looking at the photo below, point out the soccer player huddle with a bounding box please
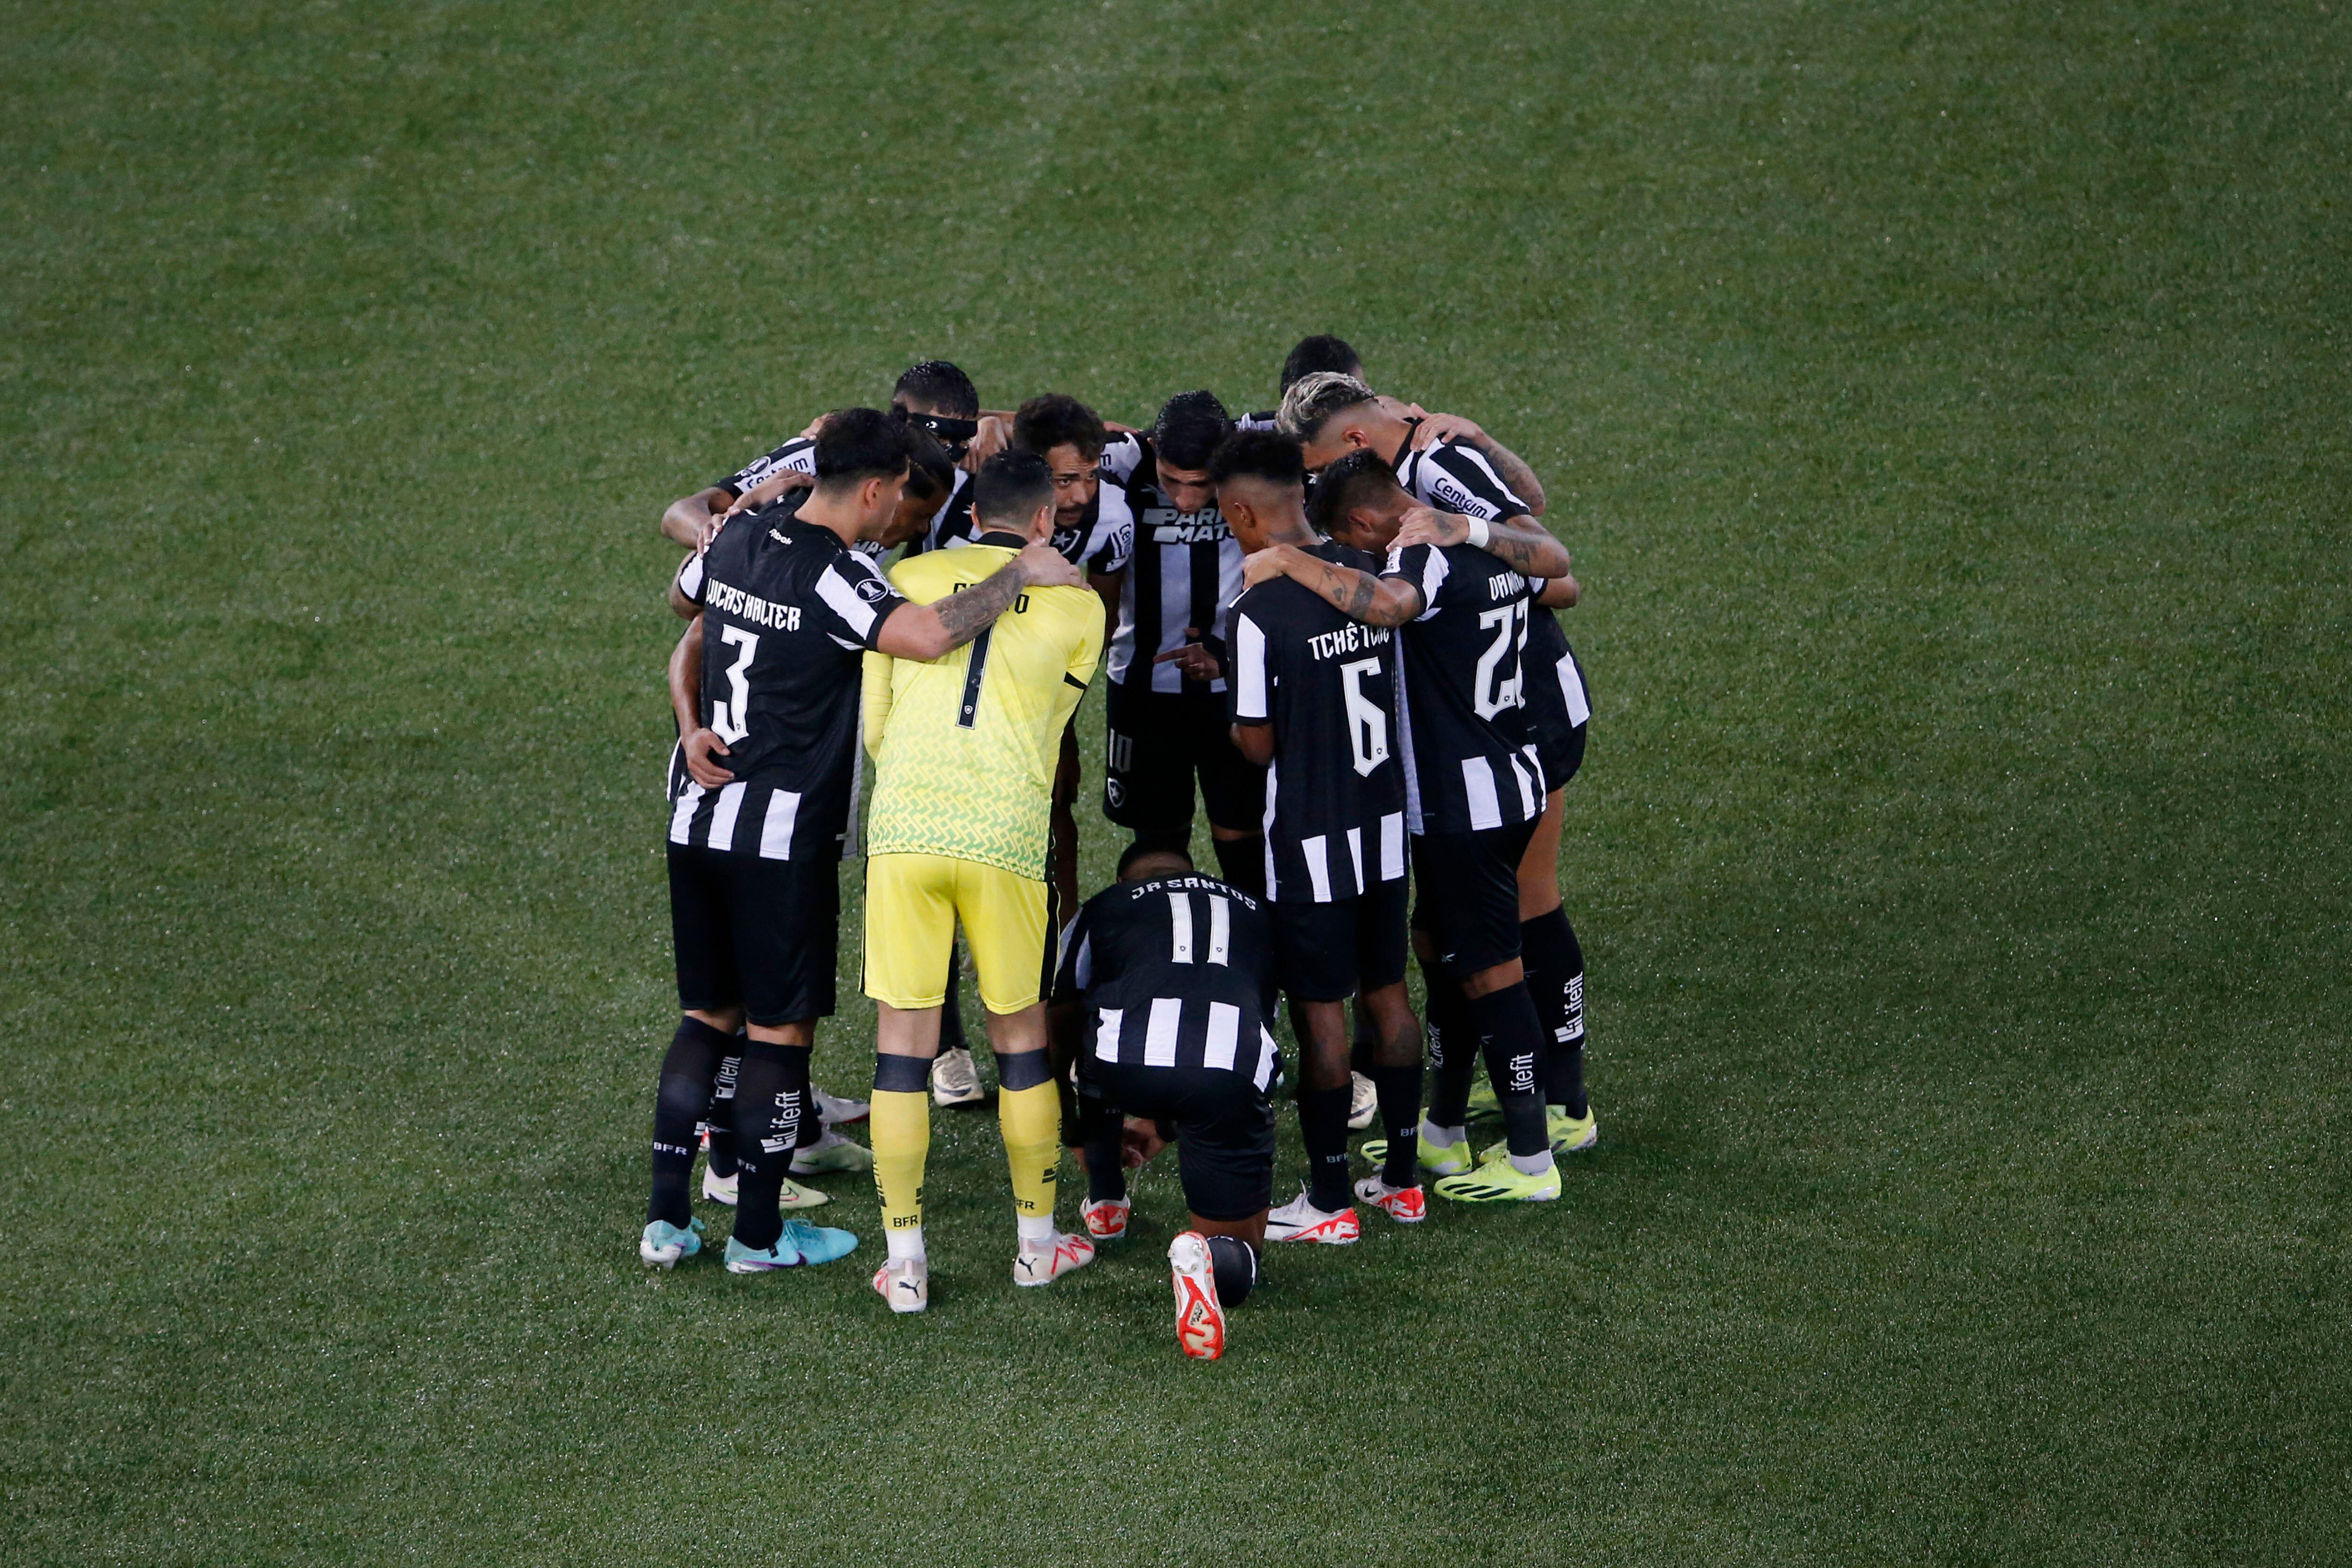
[640,339,1598,1360]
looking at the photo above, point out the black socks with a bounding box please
[731,1038,812,1252]
[1299,1083,1352,1211]
[1370,1062,1423,1188]
[1422,970,1475,1129]
[1521,907,1589,1117]
[1210,834,1266,900]
[1081,1098,1128,1203]
[1466,982,1550,1160]
[648,1017,733,1227]
[1206,1234,1258,1306]
[702,1051,741,1179]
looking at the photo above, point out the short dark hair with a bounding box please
[905,428,956,503]
[1208,429,1305,492]
[1116,840,1194,880]
[1279,334,1362,396]
[812,407,913,488]
[1308,449,1404,534]
[970,449,1055,531]
[1152,390,1235,473]
[1013,393,1106,464]
[892,359,979,419]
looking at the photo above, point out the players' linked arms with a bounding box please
[882,547,1084,661]
[1409,414,1548,515]
[1391,506,1571,578]
[1243,544,1422,627]
[660,486,730,551]
[670,616,736,787]
[1483,441,1547,516]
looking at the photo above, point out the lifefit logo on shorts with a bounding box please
[1106,731,1135,772]
[1564,974,1585,1039]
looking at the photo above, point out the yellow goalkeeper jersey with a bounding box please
[862,542,1104,878]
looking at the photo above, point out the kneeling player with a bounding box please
[1216,430,1424,1236]
[1051,846,1281,1360]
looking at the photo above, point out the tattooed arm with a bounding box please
[1479,441,1548,517]
[1391,506,1571,579]
[1239,545,1425,627]
[874,543,1086,661]
[1408,414,1549,516]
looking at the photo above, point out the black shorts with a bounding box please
[1271,877,1411,1002]
[668,843,840,1027]
[1102,683,1266,836]
[1409,820,1538,979]
[1079,1059,1277,1222]
[1524,645,1590,790]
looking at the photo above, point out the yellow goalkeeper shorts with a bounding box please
[862,853,1053,1014]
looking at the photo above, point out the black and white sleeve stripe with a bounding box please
[1382,542,1450,622]
[812,555,905,649]
[1230,609,1271,723]
[1418,443,1530,521]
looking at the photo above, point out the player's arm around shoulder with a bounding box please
[873,545,1081,662]
[1244,543,1424,627]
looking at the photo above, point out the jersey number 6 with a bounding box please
[1340,657,1391,777]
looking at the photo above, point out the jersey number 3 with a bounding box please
[711,626,759,743]
[1340,657,1391,777]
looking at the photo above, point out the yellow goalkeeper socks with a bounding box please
[995,1053,1061,1227]
[871,1055,933,1254]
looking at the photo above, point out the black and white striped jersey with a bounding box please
[1398,438,1588,775]
[1228,543,1409,902]
[666,503,910,862]
[713,435,815,501]
[926,464,1133,572]
[1519,595,1590,778]
[1103,435,1248,695]
[897,468,970,557]
[1379,542,1546,836]
[1393,436,1533,526]
[1054,873,1280,1088]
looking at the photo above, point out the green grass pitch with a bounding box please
[4,0,2347,1561]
